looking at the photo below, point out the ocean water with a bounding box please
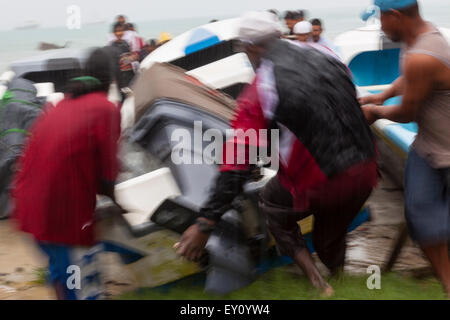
[0,5,449,74]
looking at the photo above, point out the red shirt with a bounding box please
[12,92,121,246]
[220,76,378,211]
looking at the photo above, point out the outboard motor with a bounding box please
[130,98,269,294]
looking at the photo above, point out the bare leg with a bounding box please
[53,281,67,300]
[422,242,450,298]
[293,248,334,297]
[260,177,335,296]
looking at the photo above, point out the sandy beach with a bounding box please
[0,220,53,300]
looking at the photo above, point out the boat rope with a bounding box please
[0,90,37,145]
[9,88,36,94]
[0,128,29,139]
[0,90,42,109]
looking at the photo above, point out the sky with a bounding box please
[0,0,448,30]
[0,0,375,30]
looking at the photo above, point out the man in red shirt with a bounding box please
[12,48,121,300]
[175,12,378,297]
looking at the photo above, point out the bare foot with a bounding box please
[320,285,335,298]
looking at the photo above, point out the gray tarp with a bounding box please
[0,78,44,219]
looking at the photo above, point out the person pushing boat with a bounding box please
[175,11,378,297]
[360,0,450,297]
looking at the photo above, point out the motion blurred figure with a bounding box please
[116,14,127,26]
[175,11,378,297]
[110,22,127,45]
[12,48,122,300]
[107,22,137,97]
[284,10,305,36]
[360,0,450,297]
[309,18,340,55]
[126,23,145,53]
[107,17,133,50]
[138,39,158,62]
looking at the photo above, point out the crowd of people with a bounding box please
[105,11,341,98]
[9,0,450,300]
[278,10,338,53]
[105,15,172,99]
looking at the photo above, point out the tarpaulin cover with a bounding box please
[132,62,237,123]
[0,78,44,219]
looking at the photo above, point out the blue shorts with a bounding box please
[404,149,450,246]
[37,242,104,300]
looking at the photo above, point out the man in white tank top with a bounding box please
[360,0,450,298]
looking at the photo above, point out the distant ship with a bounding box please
[15,20,40,30]
[85,19,106,26]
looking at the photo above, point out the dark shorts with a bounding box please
[404,149,450,246]
[259,160,377,270]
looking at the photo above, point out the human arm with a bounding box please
[175,80,269,261]
[361,54,436,125]
[97,104,121,201]
[358,76,404,106]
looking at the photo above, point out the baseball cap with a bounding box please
[293,21,313,35]
[158,32,172,45]
[361,0,418,21]
[238,11,284,45]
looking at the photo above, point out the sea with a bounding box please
[0,4,449,74]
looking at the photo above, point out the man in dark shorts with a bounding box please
[175,11,378,296]
[360,0,450,297]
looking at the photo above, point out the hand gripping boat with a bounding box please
[335,20,450,186]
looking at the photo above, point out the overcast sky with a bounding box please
[0,0,448,30]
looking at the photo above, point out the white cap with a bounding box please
[293,21,312,35]
[238,11,283,45]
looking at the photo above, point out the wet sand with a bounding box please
[345,170,430,275]
[0,169,431,300]
[289,169,430,277]
[0,221,54,300]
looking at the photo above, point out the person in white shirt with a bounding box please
[292,20,342,62]
[107,25,133,48]
[309,18,341,57]
[125,23,144,52]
